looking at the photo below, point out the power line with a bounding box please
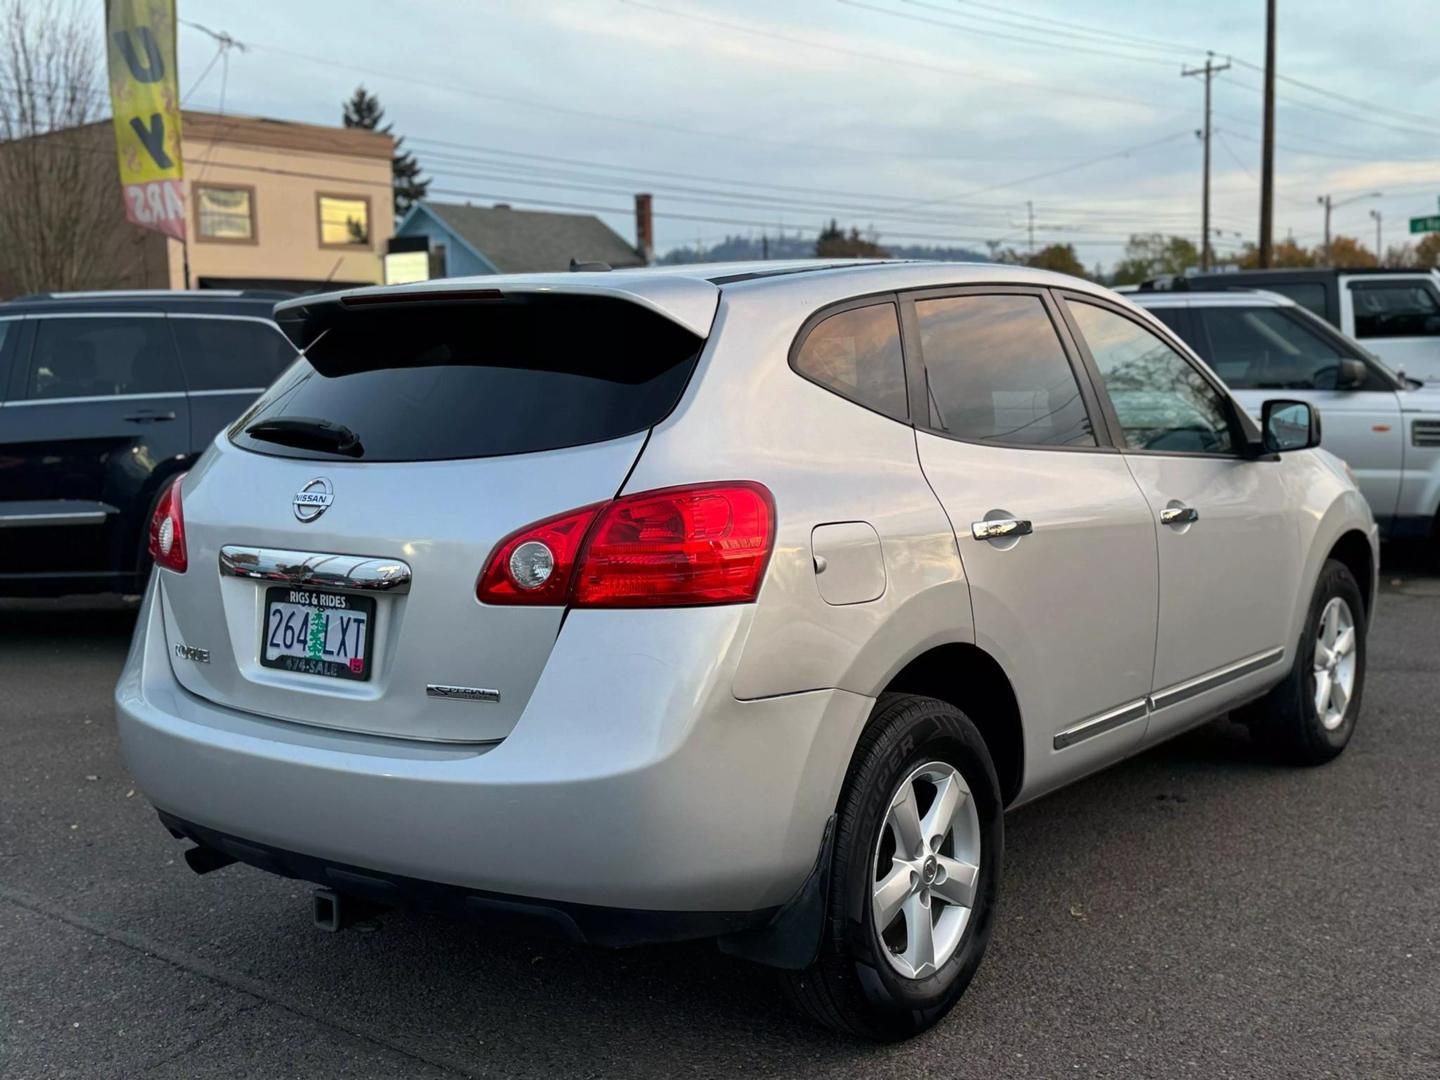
[839,0,1179,68]
[890,131,1196,212]
[614,0,1185,113]
[186,16,1177,164]
[947,0,1200,57]
[29,132,1200,248]
[943,0,1440,136]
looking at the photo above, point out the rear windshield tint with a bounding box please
[230,296,704,462]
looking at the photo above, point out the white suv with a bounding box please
[1181,268,1440,381]
[116,262,1378,1040]
[1133,288,1440,543]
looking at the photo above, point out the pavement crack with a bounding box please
[0,882,477,1079]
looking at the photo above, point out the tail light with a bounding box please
[148,474,188,573]
[476,504,603,606]
[478,482,774,608]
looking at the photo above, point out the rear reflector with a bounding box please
[477,482,774,608]
[148,474,188,573]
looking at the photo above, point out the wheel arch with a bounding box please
[881,643,1025,807]
[1326,528,1375,619]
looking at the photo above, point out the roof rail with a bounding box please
[1136,275,1191,292]
[11,288,292,301]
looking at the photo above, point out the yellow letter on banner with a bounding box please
[105,0,186,239]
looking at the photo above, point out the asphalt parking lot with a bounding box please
[2,554,1438,1079]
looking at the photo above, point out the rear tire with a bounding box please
[781,693,1003,1041]
[1239,559,1366,765]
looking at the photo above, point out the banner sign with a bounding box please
[105,0,186,240]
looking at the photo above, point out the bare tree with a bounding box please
[0,0,143,296]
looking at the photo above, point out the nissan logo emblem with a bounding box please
[293,477,334,523]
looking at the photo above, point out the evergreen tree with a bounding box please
[814,219,888,258]
[342,85,431,218]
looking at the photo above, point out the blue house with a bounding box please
[393,201,645,276]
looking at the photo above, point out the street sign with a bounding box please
[1410,215,1440,234]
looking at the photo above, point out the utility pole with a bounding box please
[1183,52,1231,272]
[1370,208,1383,260]
[1259,0,1276,267]
[1026,200,1034,255]
[1316,191,1382,264]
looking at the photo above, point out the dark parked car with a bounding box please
[0,290,298,597]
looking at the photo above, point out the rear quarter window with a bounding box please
[231,295,704,462]
[791,301,909,421]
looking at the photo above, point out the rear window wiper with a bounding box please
[244,417,364,458]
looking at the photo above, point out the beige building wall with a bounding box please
[163,112,394,289]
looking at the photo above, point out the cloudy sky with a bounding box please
[162,0,1438,269]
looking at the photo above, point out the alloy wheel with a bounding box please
[1313,596,1358,731]
[871,761,982,980]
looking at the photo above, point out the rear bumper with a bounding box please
[116,579,871,920]
[160,812,772,946]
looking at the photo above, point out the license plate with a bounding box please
[260,586,375,681]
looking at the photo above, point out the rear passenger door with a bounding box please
[0,314,190,581]
[168,313,299,450]
[904,287,1160,796]
[1059,294,1299,745]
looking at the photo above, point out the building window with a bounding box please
[318,194,371,247]
[195,184,256,242]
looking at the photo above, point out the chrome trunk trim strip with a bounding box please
[218,546,412,594]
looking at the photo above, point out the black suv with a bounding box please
[0,290,298,597]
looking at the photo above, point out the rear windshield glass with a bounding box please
[230,296,704,462]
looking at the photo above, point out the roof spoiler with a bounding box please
[273,278,719,348]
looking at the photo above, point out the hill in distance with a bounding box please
[658,233,987,264]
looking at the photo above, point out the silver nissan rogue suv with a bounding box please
[116,261,1379,1040]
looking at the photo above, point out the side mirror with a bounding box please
[1336,358,1367,390]
[1262,399,1321,453]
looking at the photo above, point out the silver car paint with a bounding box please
[117,261,1378,915]
[915,434,1161,801]
[163,430,651,743]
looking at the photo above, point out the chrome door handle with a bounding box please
[970,517,1033,541]
[1160,505,1199,526]
[123,410,176,423]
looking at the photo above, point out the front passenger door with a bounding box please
[1061,296,1300,745]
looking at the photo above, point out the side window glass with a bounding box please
[26,317,181,400]
[1266,282,1329,320]
[1196,307,1347,390]
[1351,283,1440,339]
[0,319,14,401]
[1145,306,1191,342]
[1068,300,1234,455]
[171,317,298,391]
[792,302,908,421]
[915,294,1095,447]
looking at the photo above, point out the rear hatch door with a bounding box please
[157,285,713,743]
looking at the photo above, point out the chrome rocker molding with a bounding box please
[218,546,412,594]
[1147,647,1286,712]
[1053,647,1287,750]
[1053,699,1148,751]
